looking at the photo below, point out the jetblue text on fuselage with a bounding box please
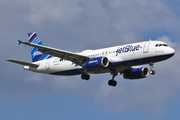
[116,45,140,56]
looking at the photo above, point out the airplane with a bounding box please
[7,32,175,87]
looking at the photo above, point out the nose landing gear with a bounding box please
[149,62,155,75]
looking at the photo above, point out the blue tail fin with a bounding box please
[28,32,52,62]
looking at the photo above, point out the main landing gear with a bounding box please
[149,62,155,75]
[108,72,118,87]
[81,72,118,87]
[81,73,90,80]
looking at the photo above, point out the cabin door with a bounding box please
[45,59,51,70]
[143,41,150,53]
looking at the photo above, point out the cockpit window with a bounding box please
[155,44,168,47]
[163,44,168,46]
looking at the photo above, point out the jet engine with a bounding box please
[123,67,149,79]
[83,57,109,69]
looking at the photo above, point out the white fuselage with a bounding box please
[24,40,175,76]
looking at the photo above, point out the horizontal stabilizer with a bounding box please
[18,40,22,45]
[7,60,39,68]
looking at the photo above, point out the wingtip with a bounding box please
[6,60,14,63]
[18,40,22,45]
[7,59,14,62]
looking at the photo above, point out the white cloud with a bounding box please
[156,36,177,47]
[110,0,179,32]
[26,0,83,25]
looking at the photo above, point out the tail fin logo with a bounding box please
[33,51,43,58]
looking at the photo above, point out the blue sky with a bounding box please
[1,0,180,120]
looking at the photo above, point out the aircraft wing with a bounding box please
[7,59,39,68]
[18,40,89,66]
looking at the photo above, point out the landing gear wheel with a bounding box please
[108,72,118,87]
[149,70,155,75]
[81,73,90,80]
[108,80,117,87]
[85,74,90,80]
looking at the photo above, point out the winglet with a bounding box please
[18,40,22,45]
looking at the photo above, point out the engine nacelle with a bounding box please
[83,57,109,69]
[123,67,149,79]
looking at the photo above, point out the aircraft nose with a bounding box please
[168,47,175,57]
[170,47,175,54]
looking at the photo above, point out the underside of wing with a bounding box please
[18,41,89,66]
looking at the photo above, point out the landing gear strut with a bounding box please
[108,72,118,87]
[149,62,155,75]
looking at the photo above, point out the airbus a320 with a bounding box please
[7,32,175,87]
